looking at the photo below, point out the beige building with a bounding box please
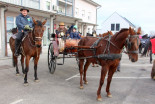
[0,0,100,57]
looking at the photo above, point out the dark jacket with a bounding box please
[70,32,81,39]
[16,13,33,32]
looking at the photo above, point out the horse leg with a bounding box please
[83,60,91,84]
[21,55,25,74]
[24,56,30,85]
[97,66,108,101]
[34,57,40,82]
[106,65,118,98]
[79,59,84,89]
[13,55,19,76]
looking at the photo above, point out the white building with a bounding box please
[0,0,100,57]
[99,12,135,34]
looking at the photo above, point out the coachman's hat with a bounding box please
[59,22,65,26]
[20,7,29,12]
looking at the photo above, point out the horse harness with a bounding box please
[125,34,139,54]
[78,34,139,62]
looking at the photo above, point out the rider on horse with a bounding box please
[15,7,33,56]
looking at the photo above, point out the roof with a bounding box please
[84,0,101,7]
[103,12,136,28]
[122,17,135,28]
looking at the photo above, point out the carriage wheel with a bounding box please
[48,43,56,74]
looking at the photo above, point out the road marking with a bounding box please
[10,99,23,104]
[121,63,152,67]
[78,76,150,79]
[66,74,150,81]
[65,73,79,81]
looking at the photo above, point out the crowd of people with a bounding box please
[139,34,155,63]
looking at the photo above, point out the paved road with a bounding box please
[0,50,154,104]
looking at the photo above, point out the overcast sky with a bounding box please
[94,0,155,34]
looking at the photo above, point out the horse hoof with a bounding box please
[107,94,112,98]
[16,73,20,76]
[34,79,40,83]
[84,81,88,85]
[80,86,84,89]
[24,83,29,86]
[97,98,102,101]
[153,76,155,80]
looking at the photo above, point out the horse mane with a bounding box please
[113,28,129,41]
[36,20,42,27]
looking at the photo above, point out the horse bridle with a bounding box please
[27,29,43,48]
[126,34,139,54]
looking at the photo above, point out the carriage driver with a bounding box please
[14,7,33,56]
[56,22,68,38]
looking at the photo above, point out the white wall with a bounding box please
[74,0,97,24]
[0,8,1,50]
[100,13,130,34]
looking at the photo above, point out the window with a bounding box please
[31,0,39,2]
[116,24,120,31]
[7,17,15,32]
[7,16,15,42]
[111,24,115,31]
[82,10,85,17]
[59,6,65,13]
[46,1,50,10]
[75,8,79,16]
[88,12,91,20]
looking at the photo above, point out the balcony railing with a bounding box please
[0,0,40,10]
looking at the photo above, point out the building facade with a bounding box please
[0,0,100,57]
[99,12,136,34]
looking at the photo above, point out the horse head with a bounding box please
[32,18,47,48]
[11,27,18,34]
[126,27,141,62]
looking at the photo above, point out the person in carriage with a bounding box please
[56,22,68,38]
[14,7,33,56]
[69,25,81,39]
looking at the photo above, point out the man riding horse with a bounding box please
[15,7,33,56]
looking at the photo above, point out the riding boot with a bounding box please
[14,39,21,57]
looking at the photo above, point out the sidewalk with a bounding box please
[0,46,49,60]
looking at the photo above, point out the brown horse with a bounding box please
[98,31,113,37]
[9,27,24,75]
[9,18,47,85]
[78,27,141,101]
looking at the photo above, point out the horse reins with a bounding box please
[125,34,140,54]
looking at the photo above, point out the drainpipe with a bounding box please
[96,5,101,33]
[0,5,7,57]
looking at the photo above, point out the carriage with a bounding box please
[47,34,81,74]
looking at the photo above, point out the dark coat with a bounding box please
[16,13,33,32]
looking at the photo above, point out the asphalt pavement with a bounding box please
[0,48,154,104]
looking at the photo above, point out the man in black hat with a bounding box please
[15,7,33,56]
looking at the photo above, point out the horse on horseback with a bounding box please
[9,18,47,85]
[78,27,141,101]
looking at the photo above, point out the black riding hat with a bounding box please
[20,7,29,12]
